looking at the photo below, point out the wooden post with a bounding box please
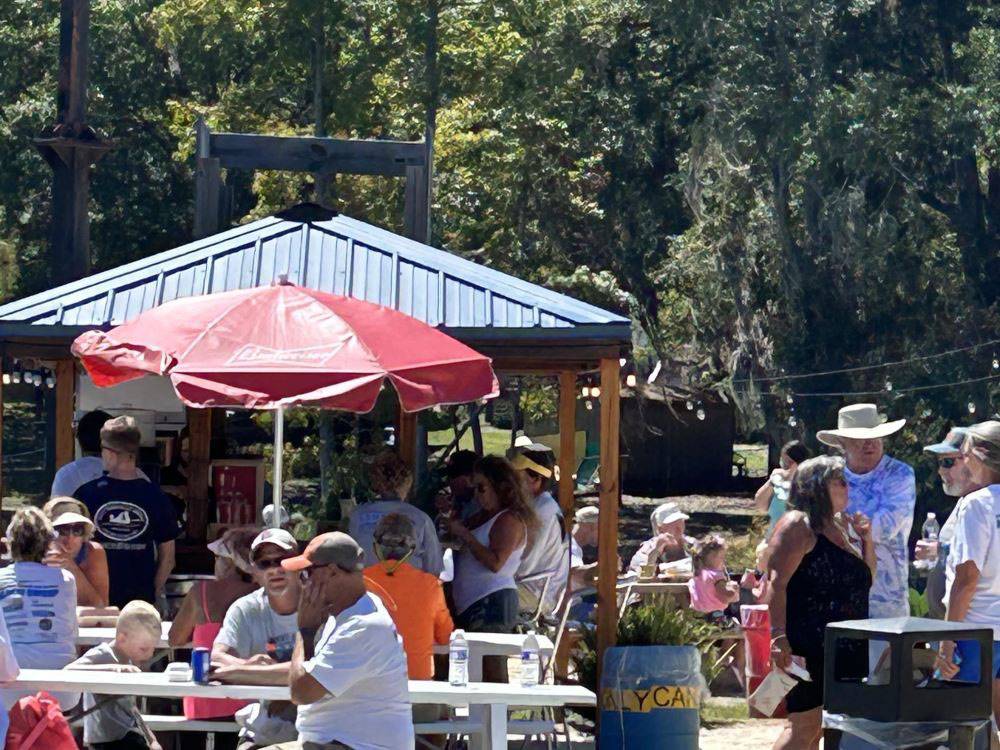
[398,410,418,468]
[194,120,222,240]
[558,371,577,524]
[0,360,4,501]
[54,360,76,469]
[596,357,621,692]
[186,407,212,540]
[403,164,429,243]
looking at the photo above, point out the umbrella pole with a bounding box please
[272,406,284,528]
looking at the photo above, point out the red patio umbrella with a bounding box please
[71,279,499,523]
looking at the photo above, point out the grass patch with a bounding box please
[702,697,749,724]
[734,444,769,478]
[428,421,511,457]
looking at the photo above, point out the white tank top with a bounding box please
[452,510,526,616]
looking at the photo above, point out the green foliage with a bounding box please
[576,604,724,699]
[1,0,999,530]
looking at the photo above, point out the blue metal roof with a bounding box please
[0,208,630,340]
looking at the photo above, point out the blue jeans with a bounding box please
[954,639,1000,683]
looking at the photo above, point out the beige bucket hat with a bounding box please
[817,403,906,447]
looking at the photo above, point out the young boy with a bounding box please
[69,600,163,750]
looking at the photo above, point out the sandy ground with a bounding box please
[699,720,785,749]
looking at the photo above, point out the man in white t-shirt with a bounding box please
[51,410,149,497]
[938,421,1000,724]
[212,529,302,750]
[511,445,568,617]
[280,532,413,750]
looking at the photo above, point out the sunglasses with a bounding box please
[938,457,958,469]
[55,523,89,537]
[299,564,331,581]
[254,556,292,570]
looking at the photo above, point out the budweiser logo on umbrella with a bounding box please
[226,344,345,367]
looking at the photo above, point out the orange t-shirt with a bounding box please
[364,561,454,680]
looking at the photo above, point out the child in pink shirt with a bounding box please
[688,535,740,617]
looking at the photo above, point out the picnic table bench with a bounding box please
[7,668,595,750]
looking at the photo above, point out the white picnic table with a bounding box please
[7,668,594,750]
[77,626,554,682]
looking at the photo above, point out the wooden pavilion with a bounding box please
[0,203,630,666]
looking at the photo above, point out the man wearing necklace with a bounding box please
[817,403,915,619]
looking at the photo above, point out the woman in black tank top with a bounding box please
[767,456,875,750]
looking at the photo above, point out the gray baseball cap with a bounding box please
[923,427,969,455]
[281,531,364,572]
[250,528,297,558]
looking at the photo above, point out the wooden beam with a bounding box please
[398,411,418,468]
[54,360,76,469]
[186,408,212,541]
[595,357,621,693]
[558,370,577,524]
[208,133,426,176]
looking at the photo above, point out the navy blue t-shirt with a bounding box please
[75,476,179,608]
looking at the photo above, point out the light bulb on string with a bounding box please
[625,373,637,388]
[921,408,932,418]
[696,402,706,421]
[619,358,627,367]
[1,373,8,386]
[685,400,694,411]
[591,386,601,399]
[11,371,20,385]
[884,379,893,392]
[585,400,593,411]
[789,415,798,427]
[993,356,999,371]
[581,386,590,398]
[968,401,977,415]
[785,393,794,405]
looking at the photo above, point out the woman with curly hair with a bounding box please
[768,456,875,750]
[448,455,539,633]
[42,496,109,607]
[349,449,443,576]
[0,507,78,671]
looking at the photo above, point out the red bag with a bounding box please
[5,691,77,750]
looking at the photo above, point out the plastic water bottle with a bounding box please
[921,512,940,565]
[520,630,540,688]
[448,629,469,687]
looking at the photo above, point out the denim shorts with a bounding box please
[954,639,1000,682]
[456,588,519,633]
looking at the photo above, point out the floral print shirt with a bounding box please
[845,454,916,618]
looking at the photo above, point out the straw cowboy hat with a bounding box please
[817,403,906,448]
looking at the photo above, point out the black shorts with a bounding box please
[784,653,824,714]
[92,732,150,750]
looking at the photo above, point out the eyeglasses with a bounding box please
[938,457,958,469]
[54,524,88,537]
[254,556,292,570]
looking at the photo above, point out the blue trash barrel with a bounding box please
[599,644,701,750]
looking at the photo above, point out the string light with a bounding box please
[1,373,8,386]
[968,401,977,415]
[786,393,794,405]
[884,379,893,392]
[731,337,1000,384]
[789,415,798,427]
[993,356,999,371]
[625,373,637,388]
[581,386,590,398]
[585,400,593,411]
[591,386,601,399]
[685,400,694,411]
[11,371,20,385]
[696,401,706,421]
